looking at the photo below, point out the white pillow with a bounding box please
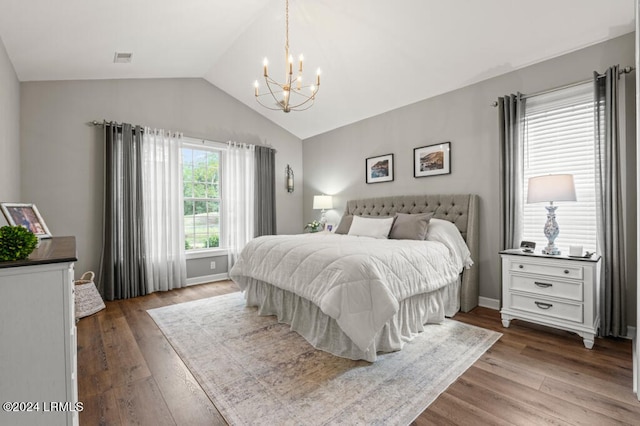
[348,215,395,239]
[426,218,473,269]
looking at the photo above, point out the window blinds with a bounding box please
[521,82,597,253]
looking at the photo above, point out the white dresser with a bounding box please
[500,249,602,349]
[0,237,79,426]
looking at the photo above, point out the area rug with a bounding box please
[147,292,501,425]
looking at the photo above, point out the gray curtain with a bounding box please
[254,145,277,236]
[498,93,525,250]
[594,66,627,337]
[99,122,148,300]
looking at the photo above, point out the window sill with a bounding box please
[185,248,228,260]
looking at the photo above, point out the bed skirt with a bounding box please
[243,278,459,362]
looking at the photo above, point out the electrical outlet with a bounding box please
[210,261,216,270]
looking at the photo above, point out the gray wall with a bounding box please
[20,78,303,278]
[0,35,20,204]
[302,33,637,324]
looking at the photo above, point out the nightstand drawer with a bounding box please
[509,275,583,301]
[508,259,583,280]
[510,293,583,323]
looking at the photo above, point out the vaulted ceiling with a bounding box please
[0,0,634,139]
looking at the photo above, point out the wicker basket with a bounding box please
[75,271,95,285]
[74,271,105,319]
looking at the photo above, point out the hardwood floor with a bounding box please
[77,281,640,425]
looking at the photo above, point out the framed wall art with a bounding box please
[414,142,451,178]
[0,202,52,238]
[365,153,394,184]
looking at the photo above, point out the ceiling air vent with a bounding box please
[113,52,133,63]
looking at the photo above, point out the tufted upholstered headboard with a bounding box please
[343,194,479,312]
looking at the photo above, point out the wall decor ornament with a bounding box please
[285,164,294,193]
[0,202,52,238]
[366,153,394,184]
[413,142,451,178]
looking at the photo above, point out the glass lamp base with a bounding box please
[542,246,561,255]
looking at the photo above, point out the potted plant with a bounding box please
[0,225,39,262]
[304,220,323,233]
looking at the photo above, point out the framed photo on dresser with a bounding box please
[0,202,52,238]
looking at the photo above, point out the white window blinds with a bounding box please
[521,82,597,253]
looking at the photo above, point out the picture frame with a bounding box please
[366,153,394,184]
[0,202,52,238]
[413,142,451,178]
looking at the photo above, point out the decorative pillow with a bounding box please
[426,218,473,269]
[334,215,354,234]
[347,215,395,239]
[389,212,434,240]
[335,214,396,235]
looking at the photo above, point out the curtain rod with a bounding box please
[490,66,635,107]
[89,120,144,129]
[90,120,277,152]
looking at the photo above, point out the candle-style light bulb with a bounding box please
[254,80,259,96]
[263,58,268,76]
[310,84,316,94]
[288,55,293,75]
[316,68,321,86]
[298,54,304,72]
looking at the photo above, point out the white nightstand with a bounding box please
[500,249,602,349]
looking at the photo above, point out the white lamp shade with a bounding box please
[313,195,333,210]
[527,174,577,203]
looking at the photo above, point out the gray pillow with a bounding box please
[335,215,354,234]
[389,212,434,240]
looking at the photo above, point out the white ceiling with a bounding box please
[0,0,635,139]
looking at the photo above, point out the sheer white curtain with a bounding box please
[142,128,187,293]
[224,142,255,268]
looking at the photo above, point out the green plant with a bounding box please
[304,220,322,233]
[0,226,39,262]
[204,234,219,248]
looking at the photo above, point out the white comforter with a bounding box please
[230,233,463,352]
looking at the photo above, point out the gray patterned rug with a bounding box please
[147,292,501,425]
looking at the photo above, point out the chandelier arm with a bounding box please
[284,91,316,108]
[286,96,316,110]
[255,97,289,111]
[264,79,285,106]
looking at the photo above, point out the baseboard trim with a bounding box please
[186,273,229,287]
[478,296,500,311]
[626,326,636,341]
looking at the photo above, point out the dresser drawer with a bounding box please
[508,259,583,280]
[509,275,583,302]
[510,293,583,323]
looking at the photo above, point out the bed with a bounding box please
[230,194,479,361]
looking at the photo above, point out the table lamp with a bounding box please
[313,195,333,225]
[526,174,576,255]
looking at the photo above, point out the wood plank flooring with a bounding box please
[77,281,640,425]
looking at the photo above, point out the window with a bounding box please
[521,82,597,253]
[182,139,223,251]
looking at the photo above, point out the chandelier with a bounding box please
[254,0,320,113]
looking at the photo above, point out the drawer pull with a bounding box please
[534,281,553,288]
[518,265,524,269]
[564,270,570,274]
[535,301,553,310]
